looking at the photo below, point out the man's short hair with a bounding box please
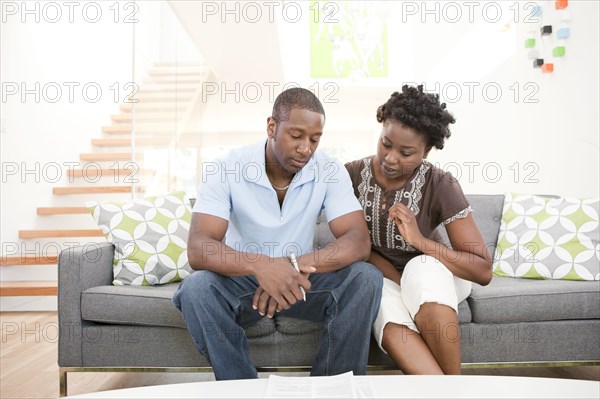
[272,88,325,122]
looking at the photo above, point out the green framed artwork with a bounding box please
[310,1,388,78]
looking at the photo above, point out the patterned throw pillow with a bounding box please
[87,191,193,285]
[492,193,599,281]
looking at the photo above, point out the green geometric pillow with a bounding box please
[492,193,599,281]
[86,191,193,286]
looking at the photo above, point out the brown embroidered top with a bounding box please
[345,156,472,271]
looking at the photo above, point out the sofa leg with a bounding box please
[59,369,67,397]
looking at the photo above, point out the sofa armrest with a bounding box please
[58,242,114,366]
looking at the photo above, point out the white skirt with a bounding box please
[373,254,472,352]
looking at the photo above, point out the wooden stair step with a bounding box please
[139,84,199,93]
[143,76,203,85]
[79,152,143,161]
[92,137,170,147]
[154,62,204,67]
[53,186,145,195]
[92,138,129,147]
[102,123,176,135]
[148,69,205,77]
[19,229,103,239]
[111,113,181,123]
[37,207,88,215]
[0,281,58,296]
[67,168,155,178]
[120,103,188,113]
[133,92,194,101]
[150,64,206,71]
[1,254,58,266]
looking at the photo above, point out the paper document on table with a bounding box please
[264,371,357,398]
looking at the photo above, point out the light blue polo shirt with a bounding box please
[193,139,361,258]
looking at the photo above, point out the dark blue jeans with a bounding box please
[172,261,383,380]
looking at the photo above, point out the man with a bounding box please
[173,88,383,380]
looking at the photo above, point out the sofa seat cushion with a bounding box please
[81,284,275,338]
[457,300,471,323]
[469,276,600,324]
[275,317,323,335]
[82,283,183,328]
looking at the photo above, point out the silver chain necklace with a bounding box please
[271,183,290,191]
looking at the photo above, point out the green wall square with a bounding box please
[553,46,566,57]
[525,38,536,48]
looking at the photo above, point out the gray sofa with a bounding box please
[58,194,600,396]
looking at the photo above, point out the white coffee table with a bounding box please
[66,375,600,398]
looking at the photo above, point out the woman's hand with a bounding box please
[388,203,425,250]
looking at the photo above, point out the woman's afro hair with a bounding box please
[376,85,455,150]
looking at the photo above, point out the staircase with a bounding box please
[0,64,206,303]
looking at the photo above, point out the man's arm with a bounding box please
[252,209,371,317]
[188,212,251,275]
[297,210,371,273]
[188,212,313,311]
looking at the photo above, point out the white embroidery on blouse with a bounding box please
[357,158,430,251]
[442,206,473,225]
[372,181,382,246]
[357,162,370,207]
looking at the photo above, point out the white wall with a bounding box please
[426,1,600,197]
[191,0,598,197]
[1,2,131,246]
[328,1,597,198]
[0,1,204,244]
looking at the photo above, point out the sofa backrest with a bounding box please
[313,212,336,251]
[192,194,506,257]
[438,194,505,255]
[313,194,505,257]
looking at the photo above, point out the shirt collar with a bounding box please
[246,139,317,189]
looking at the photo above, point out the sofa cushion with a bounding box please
[82,283,184,328]
[492,193,599,281]
[437,194,505,255]
[457,300,471,323]
[81,282,473,341]
[81,284,276,338]
[275,317,323,335]
[468,276,600,324]
[313,212,335,250]
[465,194,505,254]
[86,191,193,286]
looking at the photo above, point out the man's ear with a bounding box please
[267,117,277,139]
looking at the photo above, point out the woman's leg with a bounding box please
[413,303,461,374]
[381,322,443,374]
[373,278,443,374]
[401,255,472,375]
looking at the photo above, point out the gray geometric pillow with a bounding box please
[492,193,599,281]
[86,191,193,285]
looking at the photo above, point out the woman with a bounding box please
[345,85,492,375]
